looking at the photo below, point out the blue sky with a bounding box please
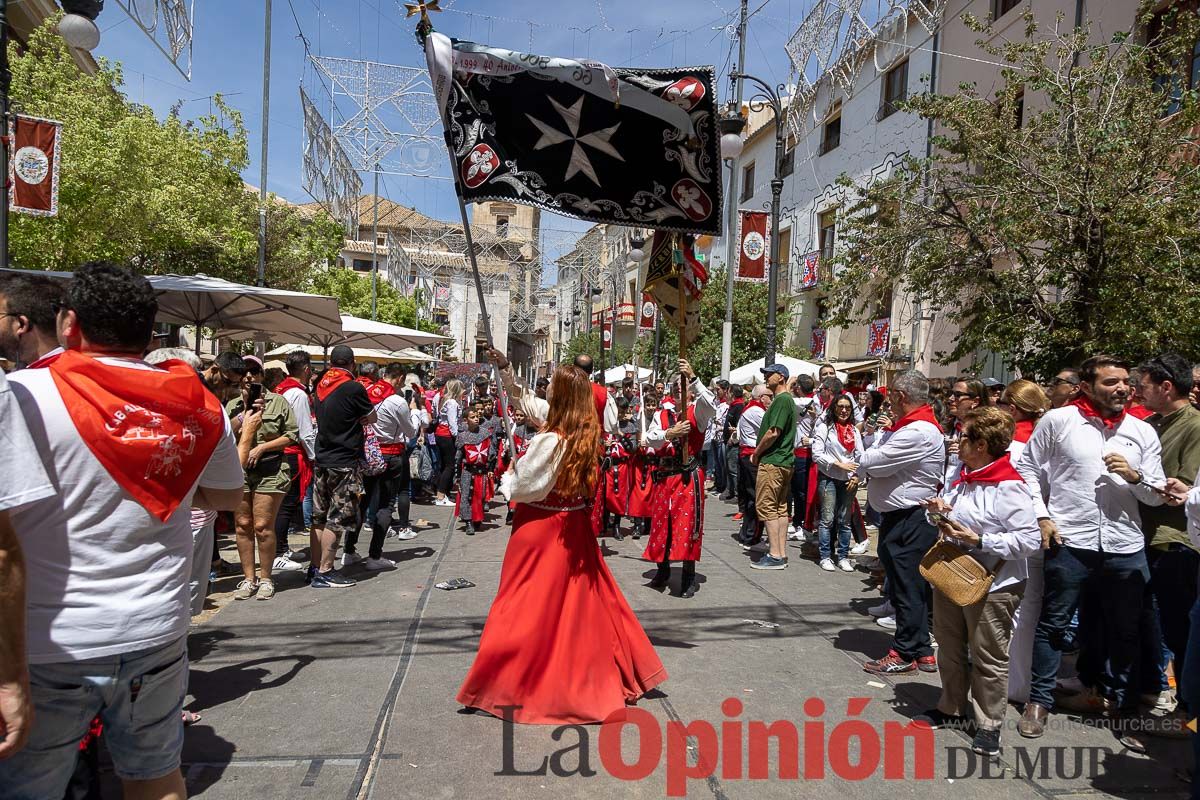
[93,0,803,233]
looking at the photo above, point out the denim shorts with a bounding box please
[0,637,188,797]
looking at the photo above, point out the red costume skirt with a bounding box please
[454,472,489,524]
[457,499,667,724]
[642,467,705,563]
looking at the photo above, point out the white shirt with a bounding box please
[1185,464,1200,551]
[642,379,717,451]
[858,416,946,512]
[375,394,430,445]
[0,370,54,512]
[937,470,1042,591]
[280,385,316,461]
[501,432,564,504]
[795,396,818,447]
[812,420,865,481]
[1015,405,1165,554]
[738,404,766,448]
[8,361,245,663]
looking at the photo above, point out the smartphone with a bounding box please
[405,389,414,403]
[928,511,950,525]
[246,382,264,406]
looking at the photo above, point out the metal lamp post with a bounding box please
[729,72,786,365]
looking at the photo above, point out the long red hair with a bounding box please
[544,365,601,498]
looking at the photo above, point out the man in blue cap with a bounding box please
[750,363,797,570]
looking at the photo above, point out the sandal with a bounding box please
[182,709,202,726]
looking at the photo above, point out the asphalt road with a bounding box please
[160,493,1191,799]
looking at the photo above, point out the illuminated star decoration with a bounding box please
[404,0,443,26]
[525,96,624,186]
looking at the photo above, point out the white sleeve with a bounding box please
[499,364,550,423]
[858,426,941,478]
[287,390,316,461]
[1186,464,1200,551]
[690,378,718,432]
[812,423,835,470]
[1129,428,1166,504]
[0,373,54,511]
[603,394,620,435]
[643,413,668,449]
[502,433,564,504]
[979,481,1042,560]
[1015,422,1052,519]
[199,415,246,491]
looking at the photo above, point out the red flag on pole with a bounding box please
[10,115,62,217]
[811,328,827,359]
[736,210,769,282]
[637,293,657,331]
[601,316,613,346]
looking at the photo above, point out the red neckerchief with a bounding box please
[26,347,65,369]
[1127,403,1154,420]
[316,368,354,401]
[366,380,394,405]
[1013,419,1035,443]
[834,421,857,453]
[1070,395,1126,430]
[886,403,941,432]
[275,376,305,395]
[743,399,765,412]
[49,350,225,522]
[953,452,1023,487]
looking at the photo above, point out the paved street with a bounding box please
[164,496,1192,799]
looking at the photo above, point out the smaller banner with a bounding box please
[638,294,657,331]
[867,318,891,357]
[10,115,62,217]
[810,328,826,359]
[797,250,820,290]
[601,317,613,346]
[736,210,769,282]
[641,231,702,348]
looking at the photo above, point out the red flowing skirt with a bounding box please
[457,502,667,724]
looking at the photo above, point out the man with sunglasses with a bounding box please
[1047,368,1082,409]
[0,273,65,368]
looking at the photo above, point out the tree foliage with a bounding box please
[307,267,439,332]
[563,330,633,369]
[8,19,342,288]
[825,8,1200,378]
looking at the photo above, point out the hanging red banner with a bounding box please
[867,318,891,356]
[736,210,769,282]
[637,293,657,331]
[811,328,826,359]
[10,115,62,217]
[601,316,613,346]
[797,250,820,290]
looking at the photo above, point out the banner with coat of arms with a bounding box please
[867,318,891,357]
[424,32,722,235]
[796,250,820,290]
[736,210,769,282]
[810,328,826,359]
[601,316,613,346]
[10,115,62,217]
[637,293,657,331]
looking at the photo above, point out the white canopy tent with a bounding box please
[728,355,847,386]
[603,364,653,385]
[264,344,436,365]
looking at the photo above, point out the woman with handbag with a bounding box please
[917,406,1041,758]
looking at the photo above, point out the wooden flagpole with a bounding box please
[419,18,517,459]
[675,235,689,465]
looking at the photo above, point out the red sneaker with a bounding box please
[917,655,938,673]
[733,512,744,521]
[864,650,916,675]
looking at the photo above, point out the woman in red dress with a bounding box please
[457,365,667,725]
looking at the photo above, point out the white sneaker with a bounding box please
[819,558,836,572]
[341,551,363,568]
[272,555,305,571]
[363,557,396,571]
[434,497,455,507]
[850,540,870,555]
[787,524,796,534]
[868,600,894,618]
[865,524,879,535]
[838,559,855,572]
[787,530,804,541]
[1141,691,1177,712]
[876,614,897,630]
[393,527,418,540]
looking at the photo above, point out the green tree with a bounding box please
[307,267,439,331]
[825,9,1200,377]
[7,18,341,288]
[562,330,632,369]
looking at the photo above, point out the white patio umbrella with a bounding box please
[220,314,447,354]
[728,355,846,386]
[150,274,344,342]
[603,364,653,385]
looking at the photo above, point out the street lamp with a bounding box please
[718,105,748,380]
[730,72,786,364]
[58,1,104,51]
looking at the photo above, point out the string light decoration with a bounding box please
[112,0,195,80]
[300,86,363,234]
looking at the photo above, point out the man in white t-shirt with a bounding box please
[0,263,244,800]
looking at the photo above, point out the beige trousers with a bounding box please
[933,583,1024,731]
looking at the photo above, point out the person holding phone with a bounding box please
[226,357,300,600]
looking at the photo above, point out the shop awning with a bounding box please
[830,359,881,374]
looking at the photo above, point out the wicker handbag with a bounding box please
[919,538,1002,607]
